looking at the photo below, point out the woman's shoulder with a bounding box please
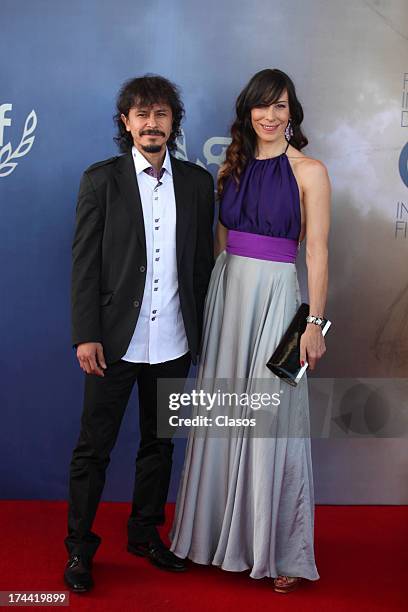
[286,145,329,183]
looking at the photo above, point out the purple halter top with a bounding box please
[219,145,301,263]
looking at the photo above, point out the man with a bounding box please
[64,75,215,592]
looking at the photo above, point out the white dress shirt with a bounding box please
[121,146,189,364]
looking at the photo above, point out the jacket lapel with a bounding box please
[171,155,194,266]
[115,152,146,253]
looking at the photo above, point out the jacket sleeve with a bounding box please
[71,171,104,348]
[194,171,215,344]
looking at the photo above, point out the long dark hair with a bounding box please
[113,74,185,153]
[218,69,308,196]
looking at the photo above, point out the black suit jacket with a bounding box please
[71,151,215,365]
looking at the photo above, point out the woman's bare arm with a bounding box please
[299,159,331,369]
[214,220,228,258]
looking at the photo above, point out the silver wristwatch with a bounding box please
[306,314,326,329]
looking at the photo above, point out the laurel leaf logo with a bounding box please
[0,109,37,177]
[24,110,37,136]
[0,162,18,177]
[13,136,34,158]
[0,142,12,164]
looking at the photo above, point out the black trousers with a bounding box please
[64,351,191,560]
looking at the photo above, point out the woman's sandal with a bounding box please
[273,575,302,593]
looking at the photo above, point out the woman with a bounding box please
[170,69,330,593]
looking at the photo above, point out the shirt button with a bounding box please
[154,279,159,283]
[155,249,160,253]
[151,317,156,321]
[154,288,158,291]
[152,310,157,314]
[155,257,160,261]
[139,265,145,272]
[155,218,159,222]
[155,227,159,230]
[133,300,139,308]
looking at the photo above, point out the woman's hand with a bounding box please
[299,324,326,371]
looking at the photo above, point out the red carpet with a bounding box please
[0,502,406,611]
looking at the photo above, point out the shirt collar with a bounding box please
[132,145,172,177]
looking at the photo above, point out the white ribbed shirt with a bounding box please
[121,146,189,364]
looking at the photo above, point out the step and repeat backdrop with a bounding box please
[1,0,407,503]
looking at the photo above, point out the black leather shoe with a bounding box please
[64,555,93,593]
[127,541,187,572]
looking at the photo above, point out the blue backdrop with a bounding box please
[1,0,256,502]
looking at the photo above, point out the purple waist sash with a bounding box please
[226,229,298,263]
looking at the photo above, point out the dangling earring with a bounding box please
[285,120,294,142]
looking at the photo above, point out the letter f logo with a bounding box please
[0,104,12,147]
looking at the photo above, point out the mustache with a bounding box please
[140,129,165,137]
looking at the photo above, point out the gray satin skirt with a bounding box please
[169,250,320,581]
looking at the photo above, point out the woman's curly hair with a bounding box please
[218,69,308,197]
[114,74,185,153]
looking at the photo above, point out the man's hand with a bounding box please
[77,342,107,377]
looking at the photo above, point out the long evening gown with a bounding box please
[169,144,320,582]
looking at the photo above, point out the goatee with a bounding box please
[142,144,163,154]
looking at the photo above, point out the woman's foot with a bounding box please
[273,575,302,593]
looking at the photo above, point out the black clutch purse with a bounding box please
[266,303,331,386]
